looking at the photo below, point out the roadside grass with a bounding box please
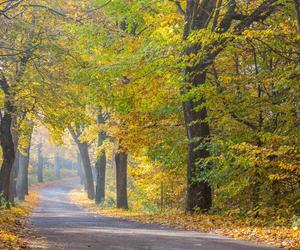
[69,188,300,250]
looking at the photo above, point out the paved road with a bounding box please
[28,179,278,250]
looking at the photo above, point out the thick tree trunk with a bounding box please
[181,1,216,212]
[95,112,107,204]
[182,70,212,212]
[0,113,15,205]
[78,142,95,200]
[37,143,43,183]
[115,149,128,209]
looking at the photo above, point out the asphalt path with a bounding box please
[28,179,279,250]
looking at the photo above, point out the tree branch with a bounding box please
[169,0,186,17]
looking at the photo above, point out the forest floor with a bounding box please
[70,187,300,250]
[27,178,279,250]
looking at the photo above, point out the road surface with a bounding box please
[28,179,278,250]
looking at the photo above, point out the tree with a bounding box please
[115,144,128,209]
[95,109,107,204]
[178,0,284,212]
[0,0,73,204]
[69,125,95,200]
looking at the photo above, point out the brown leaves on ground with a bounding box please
[69,188,300,250]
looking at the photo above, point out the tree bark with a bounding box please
[181,0,216,212]
[37,143,43,183]
[115,148,128,209]
[69,126,95,200]
[78,142,95,199]
[183,93,212,212]
[0,80,15,205]
[95,112,107,204]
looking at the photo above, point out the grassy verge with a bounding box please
[69,188,300,250]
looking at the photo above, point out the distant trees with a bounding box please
[17,129,32,201]
[67,0,298,218]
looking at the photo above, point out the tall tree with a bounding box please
[0,76,16,204]
[180,0,283,212]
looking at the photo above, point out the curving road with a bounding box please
[28,179,279,250]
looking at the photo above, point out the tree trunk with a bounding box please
[78,142,95,200]
[8,119,20,204]
[95,112,107,204]
[0,98,15,205]
[182,72,212,212]
[37,143,43,183]
[95,150,106,204]
[17,141,31,201]
[181,1,216,212]
[115,148,128,209]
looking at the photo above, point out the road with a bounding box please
[28,179,278,250]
